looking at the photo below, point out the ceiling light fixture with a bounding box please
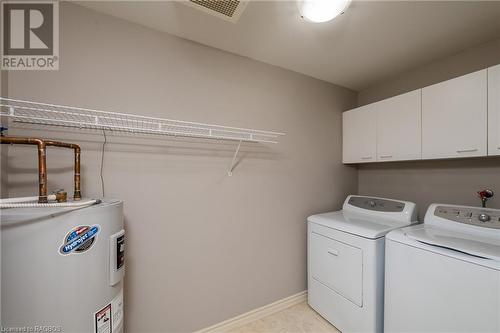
[297,0,351,23]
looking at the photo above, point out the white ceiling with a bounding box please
[77,1,500,91]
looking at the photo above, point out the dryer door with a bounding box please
[309,231,363,306]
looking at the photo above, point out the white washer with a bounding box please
[385,204,500,333]
[307,195,418,333]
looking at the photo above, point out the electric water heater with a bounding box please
[1,200,125,333]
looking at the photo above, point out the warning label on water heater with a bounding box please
[94,290,124,333]
[95,304,112,333]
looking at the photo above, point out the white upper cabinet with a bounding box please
[488,64,500,156]
[343,66,496,164]
[376,90,422,161]
[343,104,377,163]
[422,69,487,159]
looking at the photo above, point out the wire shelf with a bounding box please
[0,97,285,144]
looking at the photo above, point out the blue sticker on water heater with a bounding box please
[59,225,100,255]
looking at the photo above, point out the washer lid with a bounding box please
[405,226,500,261]
[308,211,416,239]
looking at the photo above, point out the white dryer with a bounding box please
[385,203,500,333]
[307,195,418,333]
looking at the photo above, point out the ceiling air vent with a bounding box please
[183,0,248,23]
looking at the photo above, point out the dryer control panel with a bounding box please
[434,206,500,230]
[348,196,405,212]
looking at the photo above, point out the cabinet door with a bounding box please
[488,64,500,156]
[343,104,377,163]
[377,90,422,162]
[422,69,487,159]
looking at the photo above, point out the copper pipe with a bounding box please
[0,137,83,203]
[44,140,81,201]
[0,136,48,203]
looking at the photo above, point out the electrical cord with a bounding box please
[100,129,107,198]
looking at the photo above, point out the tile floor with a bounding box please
[226,301,340,333]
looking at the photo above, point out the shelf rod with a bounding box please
[0,113,280,144]
[0,97,285,136]
[0,103,278,139]
[0,98,285,145]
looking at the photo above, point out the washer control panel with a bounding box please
[348,196,405,212]
[434,206,500,229]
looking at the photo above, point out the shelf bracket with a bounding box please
[228,140,242,177]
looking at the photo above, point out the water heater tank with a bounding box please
[1,199,125,333]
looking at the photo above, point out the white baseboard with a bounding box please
[195,290,308,333]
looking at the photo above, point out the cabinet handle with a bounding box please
[327,249,339,256]
[380,155,393,159]
[456,148,478,153]
[361,156,372,160]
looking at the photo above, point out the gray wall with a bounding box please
[4,3,357,332]
[0,70,7,198]
[357,38,500,219]
[0,66,6,328]
[358,37,500,105]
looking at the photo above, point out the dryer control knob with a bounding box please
[478,213,491,223]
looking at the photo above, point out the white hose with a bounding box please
[0,195,57,204]
[0,199,99,209]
